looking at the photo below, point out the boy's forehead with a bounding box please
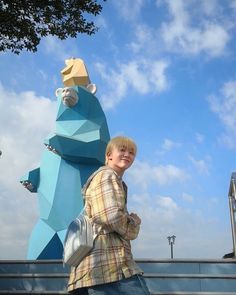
[116,143,135,150]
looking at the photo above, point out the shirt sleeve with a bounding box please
[89,170,140,241]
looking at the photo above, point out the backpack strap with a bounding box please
[81,166,113,197]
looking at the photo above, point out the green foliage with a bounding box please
[0,0,105,54]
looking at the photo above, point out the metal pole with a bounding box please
[167,235,176,259]
[170,242,173,259]
[229,178,236,256]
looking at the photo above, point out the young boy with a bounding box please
[68,136,150,295]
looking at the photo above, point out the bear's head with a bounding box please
[44,86,109,165]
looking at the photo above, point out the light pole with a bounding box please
[167,235,176,259]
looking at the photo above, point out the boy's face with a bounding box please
[107,145,136,176]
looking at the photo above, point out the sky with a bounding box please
[1,0,236,260]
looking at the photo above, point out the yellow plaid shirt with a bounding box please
[68,166,142,291]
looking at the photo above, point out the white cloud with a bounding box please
[207,80,236,148]
[130,191,231,259]
[182,192,194,202]
[95,62,127,109]
[230,0,236,10]
[41,36,79,61]
[127,160,189,190]
[159,0,230,57]
[128,24,159,55]
[195,132,205,143]
[95,59,169,109]
[38,70,48,82]
[149,60,169,92]
[114,0,144,21]
[156,138,182,157]
[152,164,189,185]
[95,15,108,29]
[128,165,218,263]
[188,155,210,174]
[162,138,181,151]
[200,0,221,17]
[121,61,150,94]
[0,84,57,259]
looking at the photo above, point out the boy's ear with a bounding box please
[107,152,112,160]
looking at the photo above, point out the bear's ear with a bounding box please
[55,88,63,97]
[87,83,97,94]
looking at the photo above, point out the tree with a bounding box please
[0,0,106,54]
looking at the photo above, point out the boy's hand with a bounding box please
[129,213,141,226]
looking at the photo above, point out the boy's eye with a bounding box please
[118,147,135,155]
[120,148,126,152]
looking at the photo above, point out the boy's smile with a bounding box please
[107,146,135,176]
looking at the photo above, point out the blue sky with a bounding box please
[1,0,236,260]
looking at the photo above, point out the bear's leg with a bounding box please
[27,219,63,259]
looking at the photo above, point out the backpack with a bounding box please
[63,166,108,267]
[63,209,94,267]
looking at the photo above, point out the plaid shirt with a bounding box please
[68,166,142,291]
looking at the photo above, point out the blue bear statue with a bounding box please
[21,62,110,259]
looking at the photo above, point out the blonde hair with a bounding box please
[105,136,137,165]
